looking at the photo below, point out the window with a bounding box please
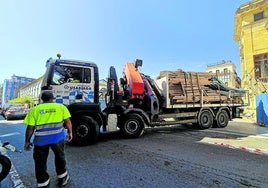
[254,12,264,22]
[83,69,91,83]
[254,54,268,81]
[223,75,230,82]
[224,68,228,74]
[216,70,220,75]
[50,65,91,85]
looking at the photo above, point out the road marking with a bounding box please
[0,120,24,124]
[0,132,21,138]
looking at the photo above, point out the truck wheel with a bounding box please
[214,110,229,128]
[120,113,144,138]
[71,116,99,145]
[198,110,213,129]
[0,154,11,182]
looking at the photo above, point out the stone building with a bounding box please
[206,60,241,88]
[234,0,268,119]
[18,76,107,107]
[18,76,44,106]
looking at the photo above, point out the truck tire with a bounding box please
[214,110,229,128]
[198,110,213,129]
[0,154,11,182]
[120,113,144,138]
[71,116,99,145]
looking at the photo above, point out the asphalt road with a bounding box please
[1,117,268,188]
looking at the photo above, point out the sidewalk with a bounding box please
[200,118,268,155]
[232,117,268,128]
[232,117,256,124]
[200,133,268,155]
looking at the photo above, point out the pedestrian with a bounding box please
[24,90,73,187]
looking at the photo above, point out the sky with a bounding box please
[0,0,250,84]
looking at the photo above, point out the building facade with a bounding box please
[18,76,44,106]
[0,84,2,106]
[234,0,268,119]
[206,60,241,88]
[1,75,35,106]
[18,77,107,106]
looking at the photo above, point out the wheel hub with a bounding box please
[77,124,89,137]
[126,121,138,133]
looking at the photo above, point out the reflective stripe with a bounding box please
[37,178,50,187]
[58,171,68,178]
[35,127,64,136]
[35,122,63,130]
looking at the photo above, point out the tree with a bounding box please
[9,96,34,107]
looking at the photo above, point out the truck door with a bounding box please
[48,64,95,105]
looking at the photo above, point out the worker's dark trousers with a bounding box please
[33,140,67,184]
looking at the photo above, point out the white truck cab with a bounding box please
[41,55,99,106]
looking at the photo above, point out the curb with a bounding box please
[211,141,268,156]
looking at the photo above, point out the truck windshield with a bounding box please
[51,64,91,85]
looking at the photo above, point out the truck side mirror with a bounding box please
[41,86,52,90]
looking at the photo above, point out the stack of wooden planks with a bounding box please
[158,69,243,105]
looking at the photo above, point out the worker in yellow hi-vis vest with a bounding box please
[24,91,73,188]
